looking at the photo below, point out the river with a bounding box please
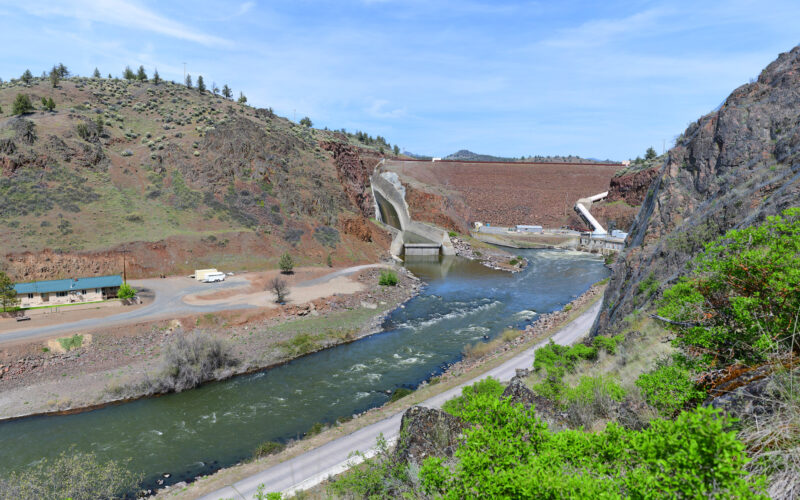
[0,248,608,491]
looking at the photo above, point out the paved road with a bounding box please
[0,265,383,346]
[199,300,602,500]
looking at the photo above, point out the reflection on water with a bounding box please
[0,248,608,490]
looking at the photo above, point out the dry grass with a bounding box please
[462,328,524,361]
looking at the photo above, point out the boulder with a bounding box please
[395,406,470,465]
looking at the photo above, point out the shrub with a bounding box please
[635,361,705,417]
[0,447,142,500]
[420,401,765,499]
[253,441,285,458]
[313,226,339,247]
[509,258,518,266]
[278,252,294,274]
[328,434,411,499]
[389,387,413,403]
[306,422,324,437]
[57,334,83,351]
[448,231,458,238]
[270,276,289,303]
[657,208,800,367]
[378,270,398,286]
[563,375,626,427]
[592,333,625,354]
[442,377,504,419]
[117,283,136,299]
[154,331,238,393]
[12,94,33,115]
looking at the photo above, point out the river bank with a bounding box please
[0,265,421,421]
[152,279,607,499]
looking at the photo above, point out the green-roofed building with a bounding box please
[14,275,123,308]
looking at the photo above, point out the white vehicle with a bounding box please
[203,272,226,283]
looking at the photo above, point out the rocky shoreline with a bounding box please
[0,266,422,421]
[451,236,526,272]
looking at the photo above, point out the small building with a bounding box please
[14,275,123,308]
[516,225,543,233]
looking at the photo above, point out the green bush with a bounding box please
[253,441,285,458]
[657,208,800,367]
[117,282,136,299]
[12,93,33,115]
[389,387,413,403]
[563,374,625,406]
[378,270,398,286]
[635,361,705,417]
[442,377,504,419]
[278,252,294,274]
[592,333,625,354]
[0,448,143,500]
[420,400,765,499]
[57,334,83,351]
[448,231,457,238]
[328,434,411,498]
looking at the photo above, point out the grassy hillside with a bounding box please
[0,75,393,278]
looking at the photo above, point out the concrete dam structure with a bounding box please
[371,170,456,259]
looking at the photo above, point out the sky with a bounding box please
[0,0,798,160]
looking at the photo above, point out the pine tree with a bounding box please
[93,68,101,78]
[197,75,206,92]
[12,94,33,115]
[185,74,192,88]
[153,69,161,85]
[237,92,247,104]
[211,82,219,95]
[393,145,400,155]
[645,147,657,160]
[222,84,232,99]
[108,73,113,79]
[123,66,136,80]
[20,69,33,84]
[49,66,60,88]
[95,114,104,135]
[0,271,19,313]
[136,65,147,82]
[299,116,312,127]
[56,63,69,78]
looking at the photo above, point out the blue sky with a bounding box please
[1,1,798,160]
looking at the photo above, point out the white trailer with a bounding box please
[195,269,220,281]
[202,272,226,283]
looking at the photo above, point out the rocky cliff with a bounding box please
[593,46,800,335]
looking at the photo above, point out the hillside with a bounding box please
[0,76,393,281]
[593,46,800,336]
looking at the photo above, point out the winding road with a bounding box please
[199,300,602,500]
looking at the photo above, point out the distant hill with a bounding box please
[444,149,618,164]
[0,74,395,280]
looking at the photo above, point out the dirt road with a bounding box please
[0,265,384,347]
[198,300,601,499]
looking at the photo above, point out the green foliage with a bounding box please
[441,377,504,419]
[637,271,659,298]
[393,145,400,155]
[0,271,19,312]
[185,74,192,88]
[117,283,136,299]
[447,230,457,238]
[76,122,91,140]
[509,258,518,266]
[420,398,765,499]
[92,68,101,78]
[94,114,104,135]
[636,361,705,417]
[253,441,285,458]
[389,387,413,403]
[20,69,33,84]
[222,84,232,99]
[238,92,247,104]
[12,93,33,115]
[306,422,324,437]
[196,75,206,92]
[645,146,657,160]
[592,333,625,354]
[136,65,147,82]
[326,253,333,268]
[0,447,143,500]
[41,97,56,111]
[328,433,411,499]
[48,65,60,88]
[123,65,136,80]
[563,374,625,406]
[378,270,398,286]
[279,252,294,274]
[152,68,161,85]
[657,208,800,367]
[282,333,318,356]
[532,340,597,378]
[299,116,312,127]
[57,334,84,351]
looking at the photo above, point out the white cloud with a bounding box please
[366,99,407,119]
[16,0,230,46]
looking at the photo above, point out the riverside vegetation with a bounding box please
[319,208,799,499]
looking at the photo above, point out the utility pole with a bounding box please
[122,249,128,283]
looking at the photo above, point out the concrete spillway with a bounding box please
[371,171,455,258]
[574,191,608,235]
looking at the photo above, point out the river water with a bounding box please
[0,249,608,490]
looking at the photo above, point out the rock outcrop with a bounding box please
[593,46,800,336]
[394,406,470,465]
